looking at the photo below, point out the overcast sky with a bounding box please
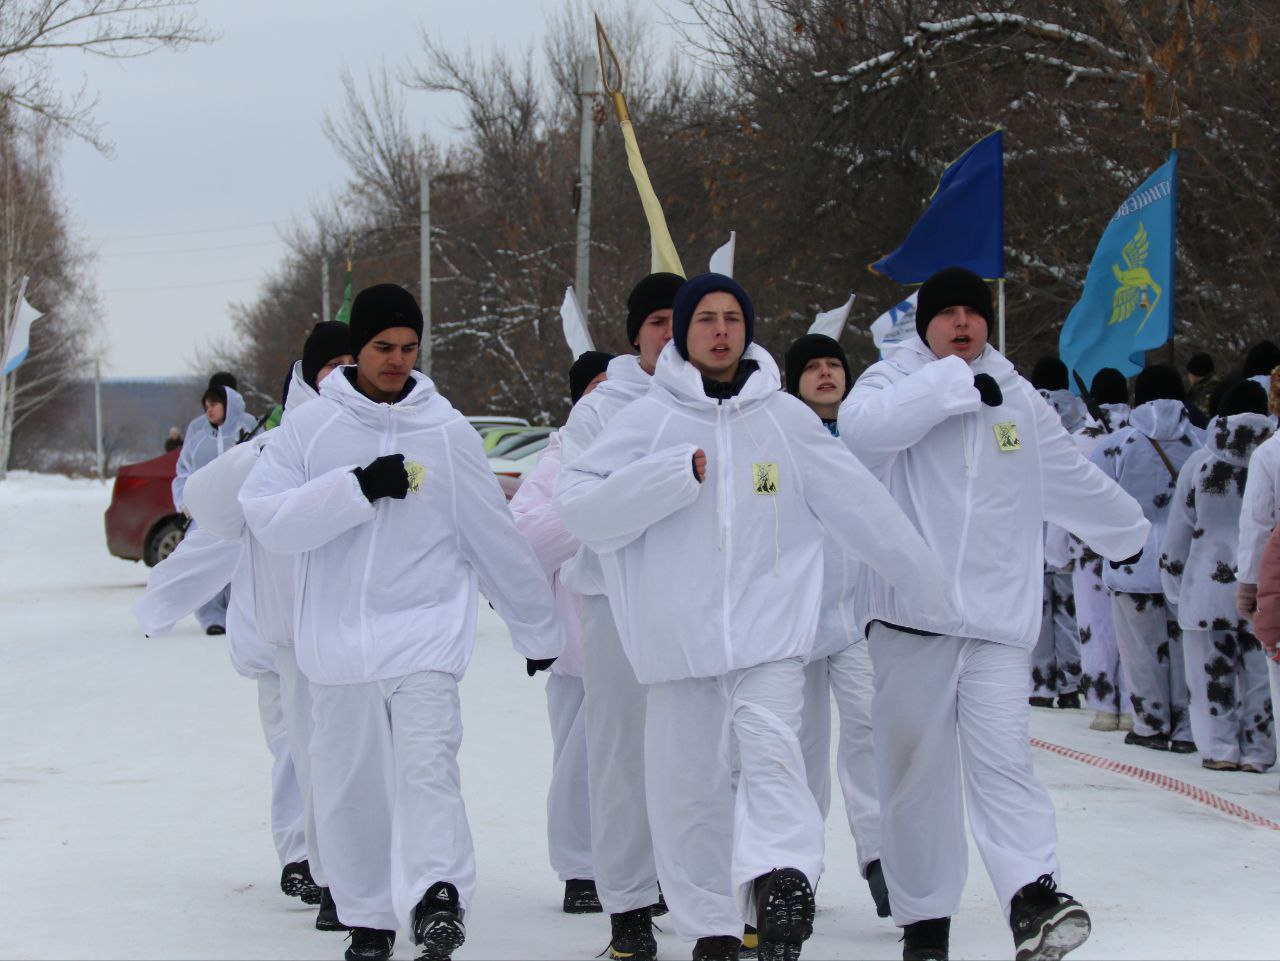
[57,0,673,379]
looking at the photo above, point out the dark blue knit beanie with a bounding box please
[670,273,755,360]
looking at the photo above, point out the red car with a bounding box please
[105,448,187,566]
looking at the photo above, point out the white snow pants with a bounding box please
[1183,625,1276,768]
[276,644,324,886]
[1073,557,1128,715]
[309,671,475,934]
[581,594,659,914]
[799,642,881,874]
[545,672,593,881]
[645,658,824,942]
[196,584,230,632]
[1030,567,1082,698]
[868,626,1059,925]
[1111,593,1191,740]
[255,671,307,868]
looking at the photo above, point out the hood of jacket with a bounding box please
[1040,388,1088,433]
[1129,398,1193,442]
[284,361,320,413]
[652,340,781,409]
[318,367,456,431]
[882,334,1020,389]
[1207,412,1274,468]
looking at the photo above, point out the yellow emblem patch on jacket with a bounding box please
[993,422,1021,452]
[752,462,780,495]
[405,459,426,493]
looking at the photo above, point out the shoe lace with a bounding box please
[1028,873,1071,904]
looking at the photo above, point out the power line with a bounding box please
[98,238,288,258]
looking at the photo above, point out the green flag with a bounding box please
[334,253,353,325]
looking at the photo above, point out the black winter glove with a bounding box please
[353,453,409,503]
[526,657,557,677]
[1109,549,1143,570]
[972,373,1003,407]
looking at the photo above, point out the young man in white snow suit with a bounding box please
[1062,367,1134,732]
[1091,364,1203,754]
[558,273,957,961]
[554,272,683,960]
[172,373,258,634]
[184,321,355,931]
[240,285,562,961]
[1161,380,1277,771]
[1029,356,1087,709]
[1236,370,1280,626]
[783,333,890,920]
[838,267,1149,961]
[510,349,614,915]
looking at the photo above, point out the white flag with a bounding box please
[808,293,856,340]
[560,286,595,359]
[709,231,736,277]
[3,277,42,376]
[870,292,918,350]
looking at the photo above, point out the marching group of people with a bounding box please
[134,264,1280,961]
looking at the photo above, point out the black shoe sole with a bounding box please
[414,913,466,961]
[317,914,350,932]
[757,869,815,961]
[281,875,322,904]
[1015,906,1091,961]
[564,899,604,914]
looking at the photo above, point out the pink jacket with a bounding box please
[1254,523,1280,652]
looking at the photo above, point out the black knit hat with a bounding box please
[626,273,684,348]
[1243,340,1280,379]
[1030,357,1069,392]
[1090,367,1129,406]
[350,284,424,358]
[301,322,353,390]
[1134,363,1186,405]
[208,371,237,391]
[784,334,851,398]
[915,267,994,341]
[671,273,755,361]
[1186,352,1214,378]
[1219,380,1268,417]
[569,350,614,404]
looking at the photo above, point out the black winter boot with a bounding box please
[1008,874,1091,961]
[563,878,603,914]
[604,906,656,961]
[315,887,348,932]
[279,859,321,904]
[866,859,891,918]
[753,868,815,961]
[344,928,394,961]
[412,881,466,961]
[902,917,949,961]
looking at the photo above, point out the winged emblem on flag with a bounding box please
[1108,221,1163,331]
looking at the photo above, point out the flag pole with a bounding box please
[997,278,1006,354]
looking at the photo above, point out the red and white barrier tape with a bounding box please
[1031,738,1280,832]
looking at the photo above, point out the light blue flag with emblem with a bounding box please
[1060,153,1178,393]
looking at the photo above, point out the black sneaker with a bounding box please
[1169,739,1197,754]
[754,868,815,961]
[1028,696,1055,708]
[316,887,348,932]
[866,859,891,919]
[345,928,394,961]
[694,935,743,960]
[280,860,321,904]
[1056,692,1081,710]
[740,924,758,959]
[902,917,949,961]
[1009,874,1091,961]
[604,906,656,961]
[1124,730,1169,751]
[564,878,603,914]
[412,882,466,961]
[205,624,225,636]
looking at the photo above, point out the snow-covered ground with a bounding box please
[2,471,1279,960]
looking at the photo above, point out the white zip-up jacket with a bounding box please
[509,431,585,677]
[1161,413,1274,630]
[1238,432,1280,585]
[557,354,653,596]
[555,342,955,684]
[839,336,1149,649]
[172,386,258,511]
[1091,399,1203,594]
[239,368,562,685]
[184,363,319,650]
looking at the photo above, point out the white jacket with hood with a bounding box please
[1161,413,1275,630]
[555,342,956,685]
[239,368,562,686]
[172,386,258,511]
[1238,432,1280,584]
[556,353,653,597]
[1091,398,1203,594]
[838,336,1149,649]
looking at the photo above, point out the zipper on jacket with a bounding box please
[356,404,397,677]
[718,397,734,667]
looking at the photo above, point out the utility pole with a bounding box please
[321,254,331,324]
[420,161,432,376]
[94,359,104,479]
[574,55,598,321]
